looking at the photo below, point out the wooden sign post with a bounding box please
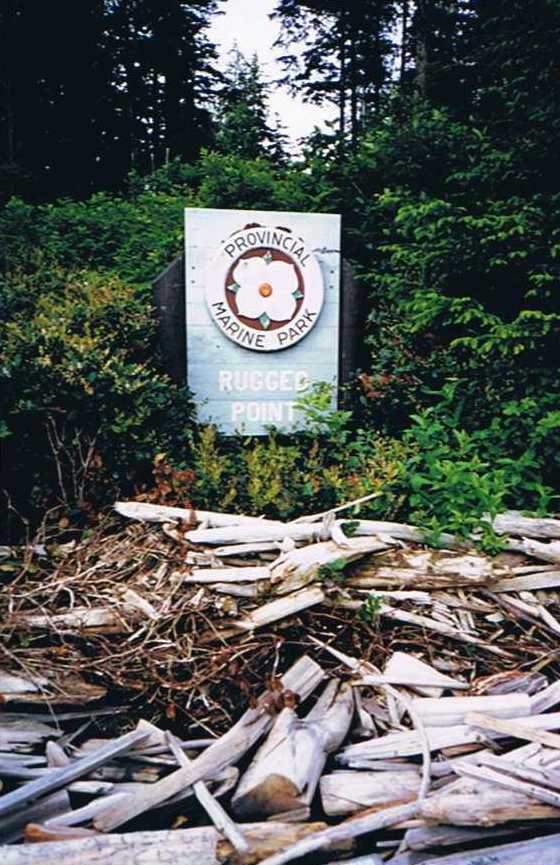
[153,208,363,435]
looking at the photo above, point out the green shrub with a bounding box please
[401,383,554,549]
[1,269,195,523]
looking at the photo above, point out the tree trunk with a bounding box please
[415,0,428,98]
[400,0,409,84]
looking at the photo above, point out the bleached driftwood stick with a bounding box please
[232,679,354,819]
[270,537,395,594]
[410,694,531,728]
[492,511,560,539]
[517,539,560,564]
[323,856,383,865]
[338,725,485,763]
[493,571,560,592]
[309,639,431,800]
[376,604,513,659]
[475,751,560,790]
[320,769,421,816]
[530,681,560,713]
[184,567,271,584]
[11,605,143,631]
[214,583,261,598]
[358,651,468,696]
[340,713,560,765]
[408,834,560,864]
[166,732,249,854]
[465,711,560,749]
[250,801,421,865]
[94,655,324,832]
[453,761,560,807]
[229,587,326,632]
[292,491,382,524]
[214,542,284,557]
[338,519,456,546]
[0,728,149,819]
[185,522,327,545]
[114,501,284,527]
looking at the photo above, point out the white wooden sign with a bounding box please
[185,207,341,435]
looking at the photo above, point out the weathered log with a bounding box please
[94,655,324,831]
[114,501,283,528]
[0,728,149,819]
[349,549,503,589]
[0,791,70,845]
[0,671,47,696]
[492,511,560,539]
[232,680,354,819]
[0,672,107,704]
[410,693,531,727]
[339,519,459,547]
[513,539,560,564]
[46,740,69,767]
[249,801,421,865]
[216,822,353,865]
[475,751,560,791]
[419,833,560,864]
[403,821,533,852]
[320,769,421,816]
[214,583,262,598]
[271,537,395,594]
[0,823,343,865]
[186,522,325,545]
[420,776,560,825]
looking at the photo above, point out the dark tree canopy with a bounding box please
[273,0,399,149]
[0,0,221,201]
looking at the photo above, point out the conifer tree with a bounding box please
[213,47,287,161]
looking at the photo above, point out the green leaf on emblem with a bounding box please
[293,289,304,300]
[259,312,271,329]
[228,282,239,294]
[263,251,273,263]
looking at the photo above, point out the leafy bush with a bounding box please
[401,383,554,549]
[1,269,194,526]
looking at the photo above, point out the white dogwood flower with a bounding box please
[231,255,299,327]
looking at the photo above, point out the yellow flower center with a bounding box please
[259,282,273,298]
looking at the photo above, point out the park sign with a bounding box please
[184,207,342,435]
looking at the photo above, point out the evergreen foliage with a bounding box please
[213,47,287,161]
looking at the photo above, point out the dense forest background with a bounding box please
[1,0,560,544]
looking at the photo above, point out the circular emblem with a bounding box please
[205,226,325,352]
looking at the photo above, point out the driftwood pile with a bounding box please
[1,500,560,862]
